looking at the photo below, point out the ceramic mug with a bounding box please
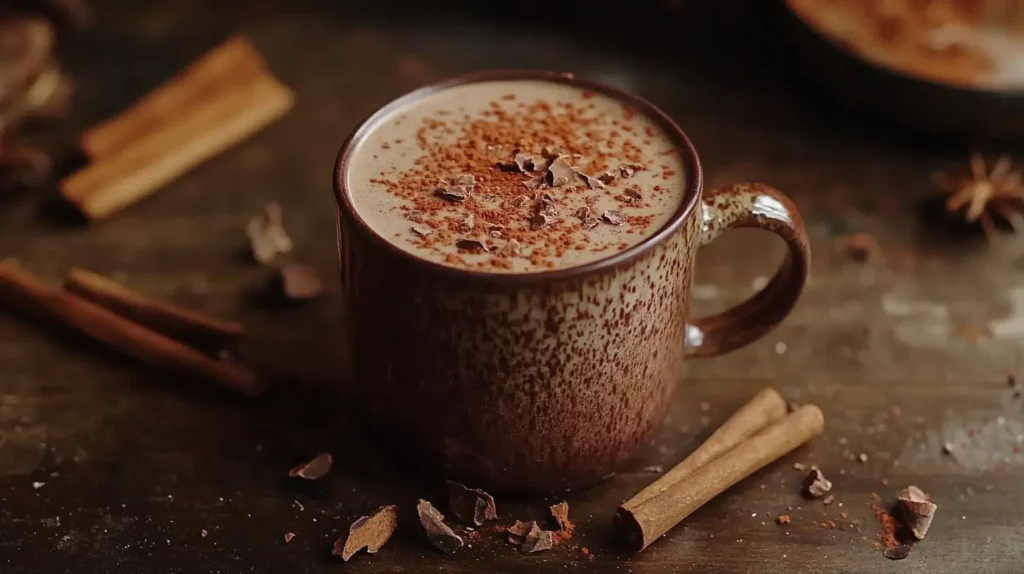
[333,70,810,493]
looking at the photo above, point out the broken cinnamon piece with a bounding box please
[279,264,323,301]
[62,73,295,220]
[519,523,554,554]
[79,36,269,159]
[333,505,399,562]
[63,267,245,355]
[247,203,293,265]
[803,468,832,498]
[416,499,464,554]
[288,452,332,480]
[0,260,264,397]
[897,485,937,540]
[445,480,497,526]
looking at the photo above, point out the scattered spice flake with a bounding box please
[283,532,295,543]
[602,210,625,225]
[446,480,497,526]
[841,232,878,262]
[333,505,399,562]
[455,239,491,252]
[520,523,555,554]
[898,485,937,540]
[803,468,832,498]
[582,218,600,229]
[416,499,464,554]
[288,452,333,480]
[823,495,836,506]
[871,504,900,549]
[641,465,664,474]
[776,514,791,525]
[247,202,293,265]
[619,163,643,178]
[549,501,575,541]
[280,264,324,301]
[410,225,433,237]
[883,545,911,560]
[546,156,575,187]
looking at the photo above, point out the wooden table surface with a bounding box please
[2,1,1022,572]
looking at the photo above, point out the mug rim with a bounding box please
[333,69,703,284]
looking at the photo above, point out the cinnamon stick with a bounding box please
[63,267,244,354]
[622,388,787,511]
[61,73,295,219]
[0,260,265,398]
[616,405,824,551]
[78,35,268,159]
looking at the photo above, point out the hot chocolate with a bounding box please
[344,78,689,273]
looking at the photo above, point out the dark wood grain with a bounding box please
[2,1,1023,572]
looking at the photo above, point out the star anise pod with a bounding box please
[932,153,1024,240]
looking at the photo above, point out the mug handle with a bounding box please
[685,182,810,358]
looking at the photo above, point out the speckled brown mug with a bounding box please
[333,71,810,493]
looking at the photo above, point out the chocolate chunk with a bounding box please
[410,226,433,237]
[416,499,464,554]
[624,187,643,201]
[549,501,574,540]
[582,217,600,229]
[619,163,643,178]
[506,520,535,542]
[897,485,937,540]
[280,264,324,301]
[546,156,575,187]
[523,176,546,191]
[435,187,468,202]
[572,206,592,220]
[288,452,333,480]
[503,195,529,210]
[487,225,504,238]
[455,239,491,252]
[530,213,555,230]
[883,545,911,560]
[498,153,530,172]
[499,238,521,257]
[446,480,497,526]
[520,523,554,554]
[247,203,293,265]
[597,171,617,185]
[540,146,562,159]
[333,505,399,562]
[576,171,605,190]
[802,468,832,498]
[602,210,625,225]
[459,214,475,233]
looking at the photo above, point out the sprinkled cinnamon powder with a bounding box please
[347,79,687,272]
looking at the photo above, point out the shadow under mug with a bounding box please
[333,70,810,493]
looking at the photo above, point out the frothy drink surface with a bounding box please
[345,79,689,273]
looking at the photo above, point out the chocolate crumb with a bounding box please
[883,545,911,560]
[449,174,476,186]
[602,210,625,225]
[455,239,491,252]
[549,501,575,539]
[280,264,324,301]
[410,226,433,237]
[523,176,546,191]
[642,465,664,474]
[459,214,475,233]
[506,520,536,545]
[942,442,955,455]
[333,505,399,562]
[547,156,575,187]
[288,452,333,480]
[619,163,643,178]
[499,238,521,257]
[776,514,791,525]
[503,195,529,209]
[499,152,534,173]
[283,532,295,543]
[858,453,869,463]
[446,480,497,526]
[200,529,208,538]
[247,203,293,265]
[898,485,937,540]
[624,187,643,201]
[793,462,807,471]
[823,495,835,506]
[520,523,554,554]
[582,217,600,229]
[530,213,555,230]
[487,225,504,238]
[575,171,606,190]
[597,171,617,185]
[416,499,464,554]
[572,206,591,220]
[435,187,468,202]
[803,468,832,498]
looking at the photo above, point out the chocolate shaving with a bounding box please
[455,239,491,252]
[546,156,575,187]
[333,505,399,562]
[582,217,600,229]
[288,452,333,480]
[446,480,497,526]
[602,210,625,226]
[280,264,324,301]
[247,203,293,265]
[410,226,433,237]
[802,468,832,498]
[619,163,643,178]
[883,545,911,560]
[520,523,554,554]
[416,499,464,554]
[575,171,605,190]
[459,214,475,233]
[897,485,937,540]
[572,206,591,220]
